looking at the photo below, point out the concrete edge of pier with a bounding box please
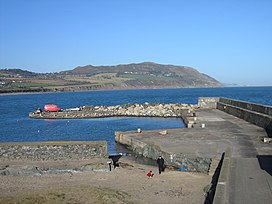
[212,148,231,204]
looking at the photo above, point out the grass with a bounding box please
[119,73,174,81]
[0,73,10,77]
[0,186,134,204]
[11,82,51,88]
[0,72,176,93]
[64,73,130,84]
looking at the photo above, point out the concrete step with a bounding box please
[208,157,221,176]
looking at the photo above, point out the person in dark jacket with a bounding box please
[156,156,165,174]
[108,154,122,169]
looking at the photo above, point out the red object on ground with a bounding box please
[146,171,154,178]
[44,104,61,112]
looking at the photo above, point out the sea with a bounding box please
[0,86,271,154]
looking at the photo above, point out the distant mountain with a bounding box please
[60,62,222,88]
[0,62,222,93]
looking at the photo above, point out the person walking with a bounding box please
[156,156,165,174]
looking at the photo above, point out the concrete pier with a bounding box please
[115,98,272,203]
[115,108,270,169]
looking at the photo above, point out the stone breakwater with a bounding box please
[0,141,107,161]
[29,103,196,119]
[0,141,108,175]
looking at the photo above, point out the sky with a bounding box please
[0,0,272,86]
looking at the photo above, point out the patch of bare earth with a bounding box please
[0,158,211,204]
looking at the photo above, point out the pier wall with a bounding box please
[197,97,272,137]
[115,132,211,172]
[198,97,220,109]
[218,98,272,116]
[216,98,272,137]
[0,141,107,161]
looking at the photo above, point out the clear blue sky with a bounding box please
[0,0,271,86]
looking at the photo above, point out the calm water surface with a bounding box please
[0,87,271,153]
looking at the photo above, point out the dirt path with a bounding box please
[0,157,211,204]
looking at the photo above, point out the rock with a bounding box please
[30,103,193,119]
[263,138,272,143]
[159,130,168,135]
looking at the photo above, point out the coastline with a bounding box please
[1,85,272,97]
[0,86,259,97]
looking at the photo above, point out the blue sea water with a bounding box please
[0,87,271,154]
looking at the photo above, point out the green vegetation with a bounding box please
[0,62,222,93]
[118,73,174,81]
[0,186,134,204]
[10,82,50,88]
[0,73,10,77]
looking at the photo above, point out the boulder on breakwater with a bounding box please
[29,103,197,119]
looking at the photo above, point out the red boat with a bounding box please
[44,104,61,112]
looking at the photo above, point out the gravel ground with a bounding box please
[0,157,212,204]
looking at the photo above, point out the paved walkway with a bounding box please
[190,109,272,204]
[117,108,272,203]
[228,157,272,204]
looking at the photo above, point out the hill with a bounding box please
[0,62,222,93]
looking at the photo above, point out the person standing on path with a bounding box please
[156,156,165,174]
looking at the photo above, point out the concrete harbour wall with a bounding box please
[198,97,220,109]
[198,97,272,137]
[217,98,272,137]
[0,141,107,161]
[115,131,211,172]
[219,97,272,116]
